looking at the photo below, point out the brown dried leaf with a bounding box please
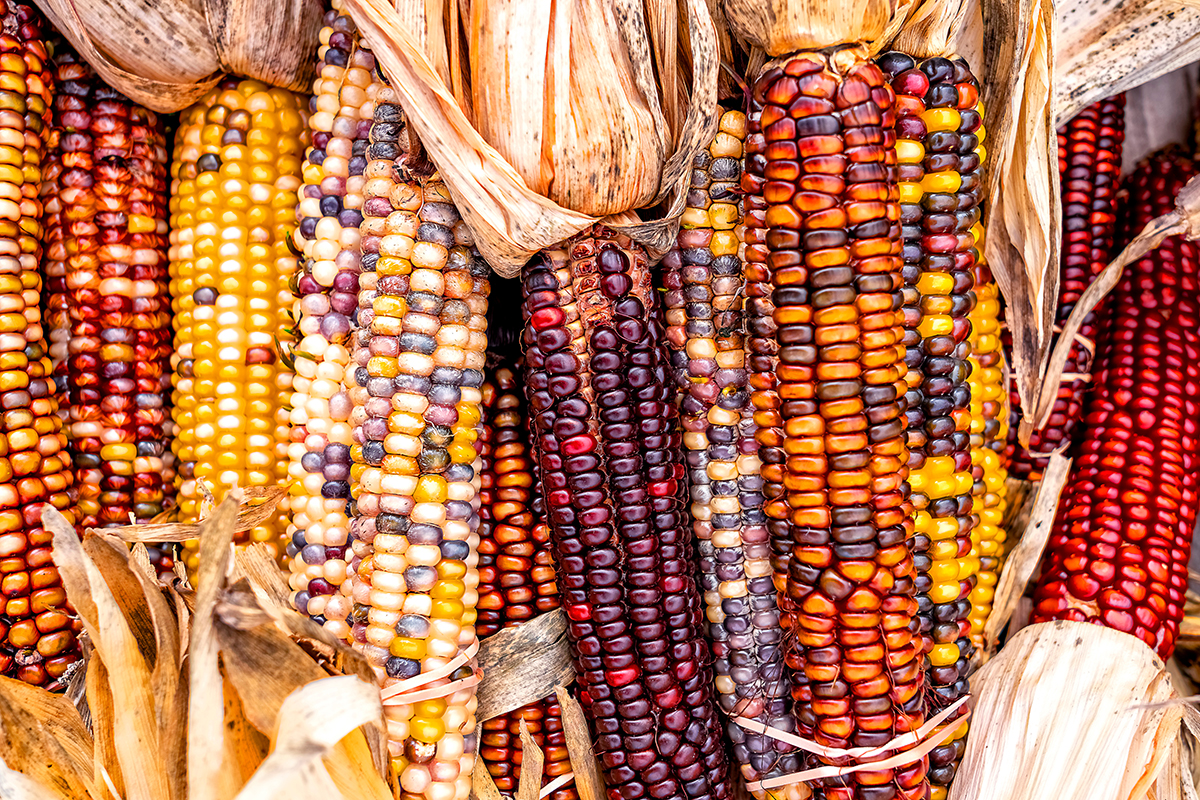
[46,508,170,800]
[228,677,386,800]
[86,657,122,800]
[884,0,971,59]
[0,676,97,800]
[215,606,390,797]
[982,453,1070,652]
[33,0,317,113]
[1056,3,1200,126]
[187,497,239,800]
[0,754,72,800]
[470,762,506,800]
[978,0,1057,416]
[102,486,288,544]
[221,673,269,788]
[344,0,718,277]
[477,608,574,722]
[554,687,605,800]
[719,0,891,56]
[515,720,545,800]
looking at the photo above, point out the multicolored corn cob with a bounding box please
[286,3,378,638]
[0,1,79,687]
[347,87,489,799]
[664,109,801,797]
[167,79,306,576]
[42,48,173,530]
[521,227,732,800]
[879,51,984,799]
[1007,95,1125,479]
[965,254,1007,649]
[1031,149,1199,659]
[477,360,575,800]
[742,50,928,800]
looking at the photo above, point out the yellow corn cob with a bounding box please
[967,243,1008,649]
[168,78,306,577]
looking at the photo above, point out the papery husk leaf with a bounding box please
[515,720,545,800]
[214,593,391,798]
[0,676,97,800]
[31,0,319,113]
[476,607,574,722]
[981,453,1069,653]
[86,657,122,800]
[470,0,665,216]
[0,754,71,800]
[343,0,717,278]
[1056,2,1200,127]
[46,508,169,800]
[471,761,506,800]
[228,677,385,800]
[978,0,1057,416]
[81,536,158,666]
[719,0,891,56]
[954,621,1183,800]
[884,0,970,59]
[221,673,269,789]
[186,497,239,800]
[1021,173,1200,444]
[102,486,288,543]
[554,687,605,800]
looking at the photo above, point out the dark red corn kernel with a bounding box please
[1007,95,1126,479]
[1031,148,1200,661]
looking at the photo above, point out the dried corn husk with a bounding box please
[31,0,319,112]
[719,0,893,55]
[953,621,1197,800]
[343,0,718,276]
[1057,1,1200,127]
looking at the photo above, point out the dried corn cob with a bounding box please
[42,48,172,529]
[168,79,306,576]
[477,360,575,800]
[286,4,378,638]
[742,50,927,800]
[966,253,1008,649]
[1008,95,1125,479]
[880,51,985,799]
[0,1,79,687]
[1031,149,1199,659]
[347,87,489,799]
[665,110,801,796]
[522,228,732,800]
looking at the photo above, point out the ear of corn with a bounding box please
[477,360,575,800]
[0,1,80,687]
[966,251,1008,650]
[42,46,173,538]
[743,50,927,800]
[522,226,732,800]
[168,78,306,577]
[348,86,489,799]
[285,2,378,638]
[666,109,802,798]
[1031,149,1199,660]
[880,51,986,800]
[1007,95,1125,480]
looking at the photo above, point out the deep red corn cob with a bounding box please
[741,51,926,800]
[521,228,732,800]
[0,1,80,687]
[1030,148,1199,659]
[477,360,575,800]
[42,48,173,532]
[1007,95,1125,480]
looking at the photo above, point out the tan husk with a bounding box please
[718,0,892,56]
[953,621,1194,800]
[975,0,1057,415]
[1056,2,1200,126]
[883,0,970,59]
[342,0,718,277]
[31,0,320,113]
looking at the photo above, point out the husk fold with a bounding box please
[343,0,719,277]
[31,0,319,112]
